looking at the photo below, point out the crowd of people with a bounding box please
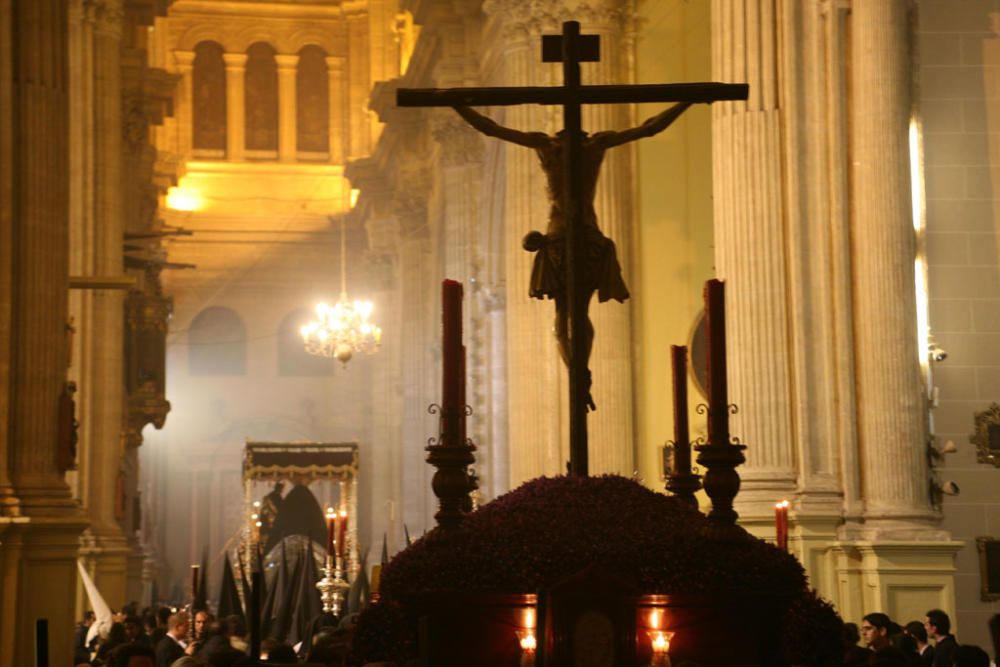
[73,604,352,667]
[843,609,1000,667]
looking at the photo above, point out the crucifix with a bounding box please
[398,21,748,476]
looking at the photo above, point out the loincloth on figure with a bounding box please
[523,227,630,303]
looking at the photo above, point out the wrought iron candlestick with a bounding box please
[316,554,351,616]
[694,279,746,527]
[426,280,477,530]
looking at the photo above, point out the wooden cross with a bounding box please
[398,21,748,477]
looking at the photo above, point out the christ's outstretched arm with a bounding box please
[453,106,550,148]
[591,102,695,149]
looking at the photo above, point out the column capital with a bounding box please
[84,0,124,37]
[222,52,248,70]
[173,50,196,70]
[275,54,300,71]
[482,0,635,36]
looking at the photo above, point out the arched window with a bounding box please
[245,42,279,154]
[188,307,246,376]
[278,309,334,376]
[192,41,227,154]
[296,45,329,155]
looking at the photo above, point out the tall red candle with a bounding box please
[337,509,348,558]
[671,345,690,474]
[775,500,789,551]
[442,280,463,415]
[325,509,336,558]
[705,279,729,444]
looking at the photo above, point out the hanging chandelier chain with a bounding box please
[339,215,348,301]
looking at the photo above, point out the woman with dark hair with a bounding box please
[988,614,1000,667]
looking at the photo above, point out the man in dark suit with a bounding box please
[905,620,935,666]
[154,612,190,667]
[925,608,957,667]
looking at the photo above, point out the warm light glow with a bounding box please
[909,117,930,370]
[519,631,537,652]
[339,508,347,518]
[523,607,536,630]
[165,187,201,212]
[349,188,360,208]
[648,630,675,654]
[775,499,789,510]
[649,609,661,630]
[301,298,382,364]
[326,506,336,518]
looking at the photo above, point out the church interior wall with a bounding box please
[918,0,1000,648]
[632,0,715,492]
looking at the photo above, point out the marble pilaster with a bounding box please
[223,52,247,161]
[275,54,298,162]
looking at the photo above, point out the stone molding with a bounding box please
[483,0,636,38]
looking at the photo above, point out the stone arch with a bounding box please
[231,25,285,54]
[176,24,236,53]
[296,45,329,153]
[286,27,343,57]
[192,40,227,152]
[245,41,279,152]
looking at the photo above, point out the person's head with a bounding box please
[924,609,951,640]
[167,611,189,638]
[193,610,211,637]
[274,481,285,493]
[890,631,917,656]
[266,643,296,663]
[142,612,156,633]
[862,613,893,649]
[843,622,861,646]
[110,643,155,667]
[156,606,171,627]
[82,610,96,627]
[953,644,990,667]
[123,616,144,641]
[904,620,928,645]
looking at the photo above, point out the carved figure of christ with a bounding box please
[397,20,748,476]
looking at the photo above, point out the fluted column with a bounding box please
[481,8,563,484]
[850,0,933,526]
[326,56,346,163]
[276,54,298,162]
[223,52,246,161]
[711,0,797,510]
[174,50,195,155]
[5,1,88,664]
[79,0,131,608]
[483,0,638,482]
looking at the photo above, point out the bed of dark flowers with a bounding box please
[353,475,843,666]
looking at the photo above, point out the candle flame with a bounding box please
[339,508,348,518]
[775,499,789,509]
[326,507,336,518]
[648,630,674,654]
[519,632,536,651]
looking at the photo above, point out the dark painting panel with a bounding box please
[246,42,279,152]
[297,45,329,153]
[193,41,227,152]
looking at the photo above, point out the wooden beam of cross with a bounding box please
[398,21,748,477]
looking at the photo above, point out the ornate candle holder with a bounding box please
[316,554,351,616]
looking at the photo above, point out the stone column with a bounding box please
[347,10,370,158]
[5,0,88,664]
[850,0,934,529]
[80,0,130,608]
[711,0,797,512]
[275,54,299,162]
[173,50,195,155]
[482,0,639,482]
[223,52,246,161]
[325,56,346,163]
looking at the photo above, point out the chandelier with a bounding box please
[300,216,381,365]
